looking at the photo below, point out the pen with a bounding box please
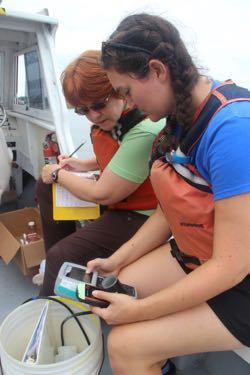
[68,141,86,158]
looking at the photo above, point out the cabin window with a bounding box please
[15,48,49,113]
[0,52,3,103]
[16,54,27,106]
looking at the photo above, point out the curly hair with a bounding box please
[61,50,116,107]
[101,13,200,137]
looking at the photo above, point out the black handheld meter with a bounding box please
[54,262,137,308]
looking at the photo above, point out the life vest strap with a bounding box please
[91,107,146,144]
[170,238,201,267]
[181,80,250,155]
[111,107,147,143]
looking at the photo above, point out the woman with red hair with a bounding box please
[36,50,164,297]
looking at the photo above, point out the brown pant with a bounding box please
[36,179,148,296]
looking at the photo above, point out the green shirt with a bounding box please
[108,118,165,216]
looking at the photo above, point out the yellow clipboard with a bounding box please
[52,184,100,220]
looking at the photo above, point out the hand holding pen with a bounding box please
[68,141,87,158]
[58,141,86,171]
[42,141,89,184]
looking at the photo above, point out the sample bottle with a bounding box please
[26,220,40,242]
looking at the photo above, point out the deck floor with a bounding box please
[0,174,249,374]
[1,260,250,375]
[0,258,112,374]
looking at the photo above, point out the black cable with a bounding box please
[60,311,93,346]
[0,356,3,375]
[59,310,106,374]
[22,296,91,347]
[22,296,106,373]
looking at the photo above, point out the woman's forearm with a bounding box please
[138,255,247,321]
[57,169,104,202]
[77,157,99,171]
[57,166,143,205]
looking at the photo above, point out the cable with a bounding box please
[53,302,105,374]
[22,296,106,374]
[60,311,93,346]
[0,356,3,375]
[22,296,91,347]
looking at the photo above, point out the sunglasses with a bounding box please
[74,92,113,116]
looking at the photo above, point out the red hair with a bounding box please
[61,50,115,107]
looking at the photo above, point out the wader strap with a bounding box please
[169,238,201,267]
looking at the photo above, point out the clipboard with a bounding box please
[52,183,100,221]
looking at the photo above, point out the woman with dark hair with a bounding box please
[86,13,250,375]
[36,49,164,296]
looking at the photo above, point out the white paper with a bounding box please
[22,302,50,364]
[55,171,98,208]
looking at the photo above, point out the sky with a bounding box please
[4,0,250,88]
[3,0,250,153]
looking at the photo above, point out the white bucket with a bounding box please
[0,298,103,375]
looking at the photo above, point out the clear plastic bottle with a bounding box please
[26,220,40,242]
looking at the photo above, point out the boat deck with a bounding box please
[1,258,250,375]
[0,176,249,374]
[0,258,112,374]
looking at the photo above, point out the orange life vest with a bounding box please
[91,108,158,211]
[151,80,250,269]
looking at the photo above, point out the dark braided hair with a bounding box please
[101,13,200,150]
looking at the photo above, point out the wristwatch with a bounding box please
[51,167,62,183]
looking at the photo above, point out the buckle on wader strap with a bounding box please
[169,239,201,267]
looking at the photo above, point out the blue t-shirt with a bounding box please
[194,81,250,201]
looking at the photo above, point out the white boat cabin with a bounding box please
[0,7,74,201]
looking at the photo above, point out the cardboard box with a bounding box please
[0,207,46,275]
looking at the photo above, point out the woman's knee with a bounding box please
[108,326,161,374]
[108,326,134,371]
[46,243,63,266]
[36,178,51,201]
[107,326,145,366]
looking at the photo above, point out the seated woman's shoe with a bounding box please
[161,359,176,375]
